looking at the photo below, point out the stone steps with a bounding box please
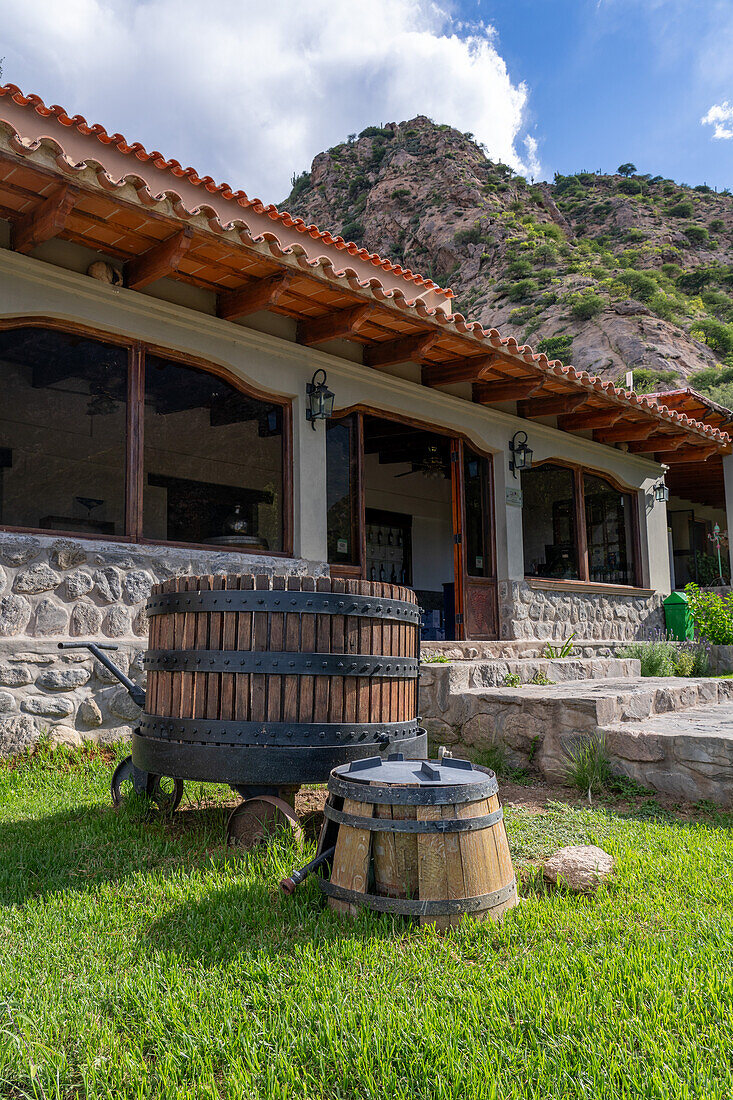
[602,706,733,807]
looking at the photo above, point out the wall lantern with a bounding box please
[509,431,533,478]
[305,369,335,429]
[654,480,669,503]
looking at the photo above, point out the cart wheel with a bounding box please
[227,795,303,850]
[111,755,183,813]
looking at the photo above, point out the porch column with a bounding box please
[724,454,733,548]
[293,397,328,562]
[495,450,524,582]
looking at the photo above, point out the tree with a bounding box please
[617,163,637,177]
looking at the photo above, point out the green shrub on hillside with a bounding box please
[668,200,694,217]
[710,219,726,233]
[537,334,574,361]
[507,279,539,301]
[618,269,658,301]
[454,226,483,245]
[570,292,605,321]
[618,178,642,195]
[685,224,710,246]
[341,220,365,242]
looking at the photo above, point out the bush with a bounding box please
[454,226,483,245]
[618,269,658,301]
[533,242,558,266]
[341,220,364,242]
[709,219,726,233]
[692,318,733,355]
[621,639,677,677]
[685,225,710,246]
[685,583,733,644]
[564,734,613,799]
[288,170,311,201]
[648,292,676,321]
[618,178,642,195]
[694,550,731,586]
[668,200,694,217]
[507,279,538,302]
[537,334,573,361]
[570,292,604,321]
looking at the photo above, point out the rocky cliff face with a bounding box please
[283,118,733,390]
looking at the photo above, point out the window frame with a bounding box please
[522,457,642,590]
[0,317,293,556]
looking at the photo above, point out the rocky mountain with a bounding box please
[283,117,733,396]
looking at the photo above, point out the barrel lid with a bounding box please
[331,753,491,787]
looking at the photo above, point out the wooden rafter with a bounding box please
[364,331,441,369]
[473,378,544,404]
[126,227,194,290]
[558,407,623,431]
[297,303,376,346]
[593,421,657,443]
[517,393,588,418]
[12,182,79,254]
[421,354,502,387]
[218,271,295,321]
[626,434,685,454]
[659,445,719,463]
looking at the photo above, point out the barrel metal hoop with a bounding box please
[139,714,421,747]
[146,589,421,625]
[323,803,503,833]
[318,879,517,916]
[143,650,419,679]
[327,773,499,806]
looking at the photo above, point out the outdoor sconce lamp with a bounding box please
[509,431,533,478]
[305,368,335,429]
[654,480,669,503]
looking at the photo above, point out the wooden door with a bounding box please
[451,439,498,641]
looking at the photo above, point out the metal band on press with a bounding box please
[143,649,419,678]
[146,589,421,624]
[327,772,499,806]
[318,879,517,916]
[323,803,504,833]
[138,714,420,747]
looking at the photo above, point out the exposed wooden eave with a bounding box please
[473,378,545,404]
[218,271,295,321]
[365,332,441,369]
[558,408,624,431]
[421,354,502,387]
[12,182,79,254]
[297,303,377,346]
[626,434,686,454]
[125,227,194,290]
[594,422,659,444]
[517,393,588,418]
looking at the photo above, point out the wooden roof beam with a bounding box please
[297,304,376,346]
[658,445,721,463]
[557,407,624,431]
[594,422,658,444]
[627,434,686,454]
[473,378,544,404]
[421,354,503,387]
[12,182,79,254]
[218,271,295,321]
[365,331,441,369]
[126,227,194,290]
[517,393,588,418]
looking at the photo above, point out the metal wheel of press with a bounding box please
[111,755,184,813]
[226,795,303,850]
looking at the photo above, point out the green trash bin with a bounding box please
[664,591,693,641]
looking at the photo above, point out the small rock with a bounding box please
[70,601,103,637]
[22,695,75,719]
[65,571,94,600]
[79,698,103,727]
[0,594,31,636]
[10,652,54,665]
[104,606,131,638]
[94,567,122,603]
[0,563,6,593]
[94,650,130,683]
[0,714,38,757]
[543,845,614,893]
[0,536,40,566]
[0,690,14,713]
[0,663,32,686]
[34,598,69,636]
[49,725,84,749]
[36,667,91,691]
[51,540,87,570]
[124,570,153,604]
[13,564,61,594]
[132,607,148,637]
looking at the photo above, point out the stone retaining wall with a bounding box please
[498,580,664,642]
[0,533,326,757]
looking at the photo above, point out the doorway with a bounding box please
[326,412,498,641]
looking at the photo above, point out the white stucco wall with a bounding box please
[0,246,671,595]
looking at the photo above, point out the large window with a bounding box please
[0,325,290,551]
[326,415,359,566]
[522,462,638,586]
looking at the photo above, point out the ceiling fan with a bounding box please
[394,445,447,481]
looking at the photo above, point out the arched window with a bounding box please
[0,325,290,552]
[522,461,638,586]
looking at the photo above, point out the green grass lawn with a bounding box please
[1,745,732,1100]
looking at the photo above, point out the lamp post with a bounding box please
[508,431,533,479]
[305,369,335,430]
[708,522,729,586]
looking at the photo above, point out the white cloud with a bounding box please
[701,101,733,139]
[0,0,538,202]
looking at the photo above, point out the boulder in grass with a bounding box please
[543,845,614,893]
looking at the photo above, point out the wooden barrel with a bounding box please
[318,755,517,928]
[133,574,426,790]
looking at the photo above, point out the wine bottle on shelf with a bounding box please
[377,530,382,546]
[369,564,376,581]
[379,563,386,581]
[390,565,397,584]
[387,528,394,546]
[397,529,403,546]
[400,565,408,584]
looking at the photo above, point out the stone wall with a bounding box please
[498,580,664,642]
[0,533,327,757]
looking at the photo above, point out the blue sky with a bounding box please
[1,0,731,200]
[457,0,733,189]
